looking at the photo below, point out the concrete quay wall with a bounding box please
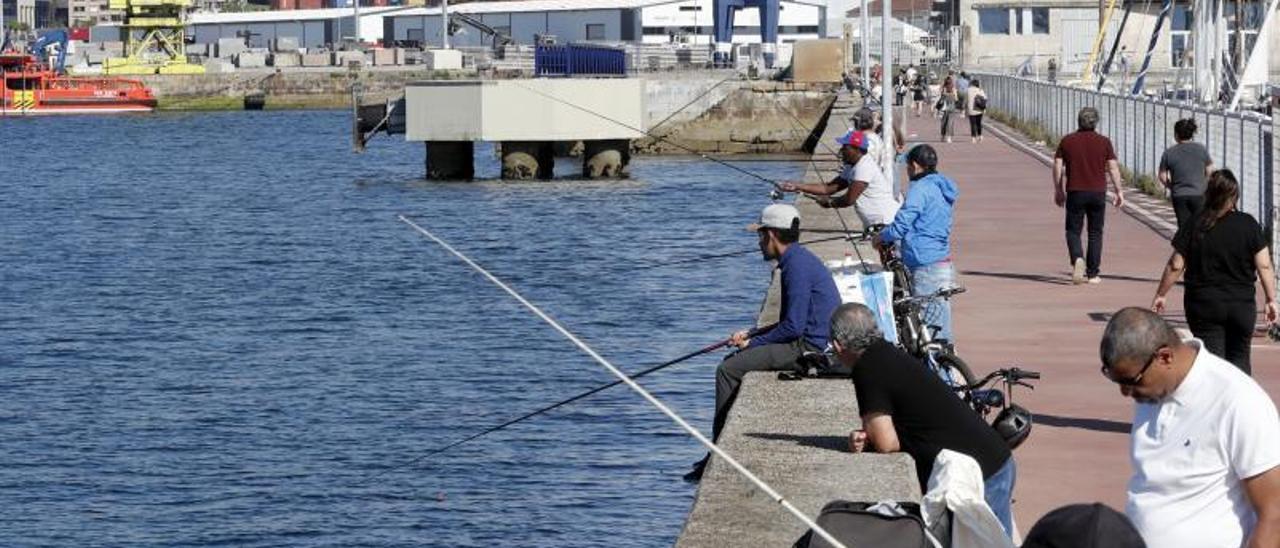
[676,91,921,547]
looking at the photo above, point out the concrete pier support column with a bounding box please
[582,140,631,179]
[501,141,555,180]
[425,141,474,180]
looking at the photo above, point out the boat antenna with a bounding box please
[394,214,850,548]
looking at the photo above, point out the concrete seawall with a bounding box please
[675,90,921,547]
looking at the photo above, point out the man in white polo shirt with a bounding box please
[780,129,900,227]
[1099,307,1280,548]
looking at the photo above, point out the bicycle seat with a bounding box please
[970,389,1005,408]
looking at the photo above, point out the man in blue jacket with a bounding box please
[685,203,841,482]
[874,144,960,342]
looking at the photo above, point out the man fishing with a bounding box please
[685,203,842,482]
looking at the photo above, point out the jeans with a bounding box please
[968,114,984,137]
[984,458,1017,539]
[940,110,954,137]
[714,339,817,440]
[911,261,955,343]
[1186,292,1257,375]
[1065,190,1107,278]
[1172,195,1205,232]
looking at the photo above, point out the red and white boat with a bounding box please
[1,52,157,116]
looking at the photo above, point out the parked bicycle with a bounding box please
[959,367,1040,449]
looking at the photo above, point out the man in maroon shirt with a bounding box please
[1053,107,1126,284]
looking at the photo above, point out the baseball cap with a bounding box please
[835,130,870,151]
[748,203,800,232]
[1021,503,1146,548]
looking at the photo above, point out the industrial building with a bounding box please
[187,6,398,48]
[380,0,827,49]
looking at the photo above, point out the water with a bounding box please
[0,111,804,547]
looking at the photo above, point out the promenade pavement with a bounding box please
[895,108,1280,530]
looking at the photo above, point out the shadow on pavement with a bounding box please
[1035,413,1131,434]
[744,433,849,452]
[962,270,1161,286]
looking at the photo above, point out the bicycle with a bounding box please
[957,367,1041,449]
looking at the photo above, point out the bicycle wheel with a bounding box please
[934,351,978,388]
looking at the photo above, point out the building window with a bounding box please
[1170,4,1191,66]
[978,8,1010,34]
[585,23,605,40]
[1015,8,1024,33]
[1032,8,1049,33]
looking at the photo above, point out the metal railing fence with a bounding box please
[975,73,1274,234]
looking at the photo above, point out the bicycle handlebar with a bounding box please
[894,286,966,306]
[963,367,1041,390]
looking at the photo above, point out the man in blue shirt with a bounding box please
[874,144,960,342]
[685,203,841,482]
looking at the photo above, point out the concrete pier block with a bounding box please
[501,141,554,180]
[425,142,475,180]
[582,140,630,179]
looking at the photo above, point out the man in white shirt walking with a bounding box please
[780,129,901,227]
[1099,307,1280,548]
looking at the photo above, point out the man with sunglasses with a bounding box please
[1101,307,1280,548]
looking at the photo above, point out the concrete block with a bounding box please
[86,50,111,64]
[235,52,266,68]
[272,37,299,52]
[371,48,396,66]
[332,50,364,67]
[269,52,300,67]
[185,43,210,57]
[424,49,462,70]
[203,58,235,73]
[301,52,330,67]
[217,38,246,59]
[101,41,125,56]
[791,39,843,83]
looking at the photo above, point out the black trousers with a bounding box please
[1065,191,1107,278]
[968,114,984,137]
[713,339,817,440]
[1172,195,1205,232]
[940,110,954,137]
[1186,292,1257,375]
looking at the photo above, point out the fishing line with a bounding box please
[509,80,783,191]
[634,231,871,271]
[395,215,850,548]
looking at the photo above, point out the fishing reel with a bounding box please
[769,188,784,202]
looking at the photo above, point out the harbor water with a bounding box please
[0,111,806,547]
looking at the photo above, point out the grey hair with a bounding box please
[1078,107,1100,131]
[830,303,884,353]
[1100,307,1181,368]
[852,108,876,131]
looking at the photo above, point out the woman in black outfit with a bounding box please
[1152,169,1278,374]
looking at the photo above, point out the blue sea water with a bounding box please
[0,110,804,547]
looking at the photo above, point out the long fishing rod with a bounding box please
[379,327,766,474]
[634,232,867,271]
[396,215,850,548]
[510,80,783,191]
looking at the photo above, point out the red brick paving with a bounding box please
[894,111,1280,531]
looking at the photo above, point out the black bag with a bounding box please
[791,351,852,378]
[973,95,987,110]
[793,501,934,548]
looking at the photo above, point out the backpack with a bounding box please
[789,351,852,378]
[973,95,987,111]
[793,500,945,548]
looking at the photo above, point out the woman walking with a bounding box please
[965,79,987,143]
[938,76,958,143]
[1152,170,1278,374]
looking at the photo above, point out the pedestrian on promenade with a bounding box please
[684,204,841,482]
[781,129,900,226]
[939,75,959,143]
[911,67,927,117]
[873,144,960,342]
[1158,118,1214,230]
[1151,170,1277,374]
[1053,106,1125,284]
[832,303,1017,537]
[964,79,986,143]
[1100,307,1280,548]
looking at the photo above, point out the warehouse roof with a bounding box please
[387,0,825,17]
[189,6,399,25]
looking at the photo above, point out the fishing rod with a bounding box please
[634,232,869,271]
[380,327,767,473]
[510,80,784,192]
[396,215,850,548]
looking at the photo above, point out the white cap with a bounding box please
[749,203,800,231]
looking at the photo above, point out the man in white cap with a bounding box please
[780,129,900,227]
[685,203,842,481]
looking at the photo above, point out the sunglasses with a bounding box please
[1101,347,1164,386]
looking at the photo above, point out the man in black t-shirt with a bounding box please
[830,302,1017,537]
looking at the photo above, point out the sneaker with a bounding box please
[1071,258,1086,285]
[683,455,709,483]
[1088,277,1102,284]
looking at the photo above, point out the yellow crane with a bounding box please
[102,0,204,74]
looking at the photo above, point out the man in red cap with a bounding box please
[780,129,900,227]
